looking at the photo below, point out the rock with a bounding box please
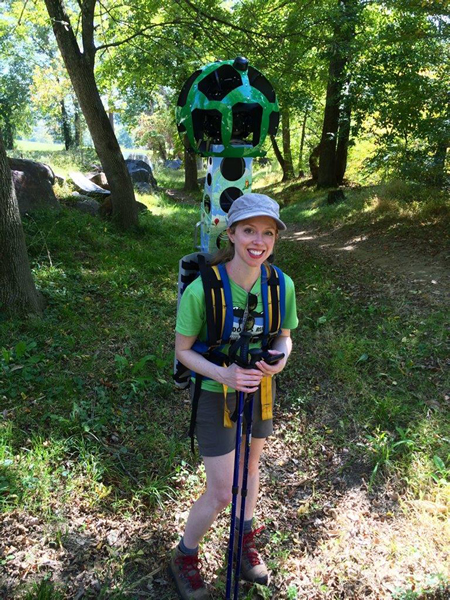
[55,173,66,185]
[130,168,150,183]
[73,196,101,216]
[87,172,109,190]
[164,158,182,170]
[125,152,153,170]
[135,182,152,194]
[125,159,157,188]
[70,171,111,197]
[8,157,61,215]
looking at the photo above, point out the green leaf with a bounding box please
[15,341,27,358]
[356,353,369,364]
[433,455,446,473]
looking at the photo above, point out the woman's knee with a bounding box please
[208,485,232,510]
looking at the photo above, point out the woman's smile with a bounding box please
[228,216,277,269]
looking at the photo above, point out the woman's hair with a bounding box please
[210,225,236,265]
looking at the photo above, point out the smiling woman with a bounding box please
[170,193,299,599]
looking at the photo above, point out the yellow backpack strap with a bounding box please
[260,375,273,420]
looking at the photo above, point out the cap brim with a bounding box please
[227,211,287,231]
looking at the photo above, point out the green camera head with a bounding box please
[176,57,279,158]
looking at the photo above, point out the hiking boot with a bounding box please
[169,546,210,600]
[235,526,269,585]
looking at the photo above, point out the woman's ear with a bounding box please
[226,228,234,244]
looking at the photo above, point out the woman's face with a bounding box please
[227,216,277,268]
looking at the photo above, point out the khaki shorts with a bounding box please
[191,382,275,457]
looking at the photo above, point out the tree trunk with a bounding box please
[184,149,198,191]
[74,102,82,147]
[335,103,351,185]
[61,99,73,151]
[271,134,286,175]
[281,107,295,181]
[317,55,346,188]
[0,133,44,316]
[317,0,357,188]
[298,109,308,177]
[309,144,321,182]
[44,0,138,230]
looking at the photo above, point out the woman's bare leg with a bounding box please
[182,450,235,549]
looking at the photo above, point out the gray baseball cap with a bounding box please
[226,193,286,231]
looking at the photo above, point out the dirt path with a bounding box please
[283,222,450,307]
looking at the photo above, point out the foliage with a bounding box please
[132,89,182,162]
[353,4,450,184]
[0,55,33,148]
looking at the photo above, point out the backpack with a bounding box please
[173,252,286,451]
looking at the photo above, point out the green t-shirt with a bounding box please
[176,267,298,392]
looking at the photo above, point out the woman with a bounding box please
[170,193,298,599]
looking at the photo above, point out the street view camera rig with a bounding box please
[176,56,279,252]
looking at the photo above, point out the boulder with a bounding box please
[87,172,109,190]
[126,153,153,170]
[8,158,60,215]
[164,158,182,170]
[72,195,101,216]
[125,159,157,188]
[135,182,152,194]
[69,171,111,197]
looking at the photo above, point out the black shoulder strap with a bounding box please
[198,260,225,349]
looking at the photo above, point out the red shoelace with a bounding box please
[175,554,204,591]
[242,526,265,567]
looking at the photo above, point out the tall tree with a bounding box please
[317,0,359,188]
[0,133,43,316]
[43,0,138,229]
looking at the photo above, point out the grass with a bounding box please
[1,154,449,598]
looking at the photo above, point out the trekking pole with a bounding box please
[225,332,251,600]
[226,343,285,599]
[233,390,255,600]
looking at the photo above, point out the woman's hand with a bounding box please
[218,363,263,393]
[254,350,287,377]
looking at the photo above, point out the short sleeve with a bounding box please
[281,273,299,330]
[175,278,207,338]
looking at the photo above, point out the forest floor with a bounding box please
[1,181,449,600]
